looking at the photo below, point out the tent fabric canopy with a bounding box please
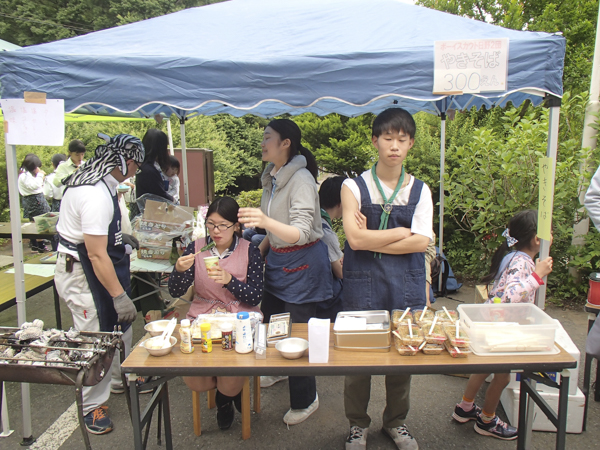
[0,0,565,119]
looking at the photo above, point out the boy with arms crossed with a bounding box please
[341,108,433,450]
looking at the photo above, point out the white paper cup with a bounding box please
[204,256,219,271]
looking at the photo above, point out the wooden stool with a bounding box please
[192,376,261,440]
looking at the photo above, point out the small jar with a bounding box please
[221,322,233,351]
[180,319,194,354]
[200,322,212,353]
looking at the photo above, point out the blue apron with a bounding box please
[63,181,132,332]
[265,239,333,304]
[342,176,427,311]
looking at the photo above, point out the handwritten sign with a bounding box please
[538,157,555,241]
[433,38,509,94]
[1,99,65,146]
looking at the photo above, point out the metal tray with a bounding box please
[333,310,391,351]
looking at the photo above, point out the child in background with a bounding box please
[317,175,346,319]
[43,153,67,212]
[341,108,432,450]
[452,210,553,440]
[53,139,86,187]
[18,153,51,252]
[166,155,181,204]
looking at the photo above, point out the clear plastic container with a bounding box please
[413,309,435,325]
[392,309,412,328]
[393,335,419,356]
[444,339,471,358]
[422,343,444,355]
[458,303,558,355]
[443,324,471,348]
[395,323,424,347]
[422,323,447,345]
[435,309,458,323]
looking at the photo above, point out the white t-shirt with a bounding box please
[321,218,344,263]
[343,169,433,241]
[18,171,44,196]
[57,175,119,258]
[43,172,64,201]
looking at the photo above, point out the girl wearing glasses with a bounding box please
[168,196,263,430]
[238,119,334,426]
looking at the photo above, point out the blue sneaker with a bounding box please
[452,403,482,423]
[474,415,518,440]
[84,406,113,435]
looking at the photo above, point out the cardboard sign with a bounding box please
[538,157,555,241]
[1,98,65,146]
[433,39,509,94]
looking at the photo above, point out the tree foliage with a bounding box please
[0,0,225,46]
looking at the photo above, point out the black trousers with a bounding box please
[262,291,318,409]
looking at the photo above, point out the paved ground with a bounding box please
[0,281,598,450]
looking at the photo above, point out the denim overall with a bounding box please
[342,176,427,311]
[62,181,132,332]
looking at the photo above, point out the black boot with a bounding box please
[215,390,235,430]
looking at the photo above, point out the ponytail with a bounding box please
[481,241,509,285]
[267,119,318,182]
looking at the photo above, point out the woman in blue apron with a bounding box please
[239,119,333,426]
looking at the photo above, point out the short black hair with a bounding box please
[319,176,347,210]
[206,196,242,237]
[372,108,416,139]
[51,153,67,169]
[20,153,42,173]
[169,155,180,170]
[68,139,86,154]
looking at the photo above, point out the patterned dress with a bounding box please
[486,251,543,304]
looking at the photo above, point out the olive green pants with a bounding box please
[344,374,411,428]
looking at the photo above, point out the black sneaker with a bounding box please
[474,415,518,440]
[216,390,235,430]
[452,403,482,423]
[84,406,113,435]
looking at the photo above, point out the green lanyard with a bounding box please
[320,208,333,228]
[371,163,405,258]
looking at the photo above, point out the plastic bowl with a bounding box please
[143,336,177,356]
[275,337,308,359]
[144,320,171,337]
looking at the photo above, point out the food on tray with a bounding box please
[423,323,447,345]
[414,309,435,323]
[435,308,458,323]
[421,343,444,355]
[443,324,471,348]
[395,322,424,347]
[393,335,419,356]
[444,339,471,358]
[392,309,412,328]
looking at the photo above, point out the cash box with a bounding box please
[333,310,391,352]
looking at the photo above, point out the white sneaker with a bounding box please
[382,425,419,450]
[283,394,319,425]
[110,384,125,395]
[260,375,288,388]
[346,426,368,450]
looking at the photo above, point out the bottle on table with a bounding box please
[180,319,194,354]
[200,322,212,353]
[235,312,253,354]
[221,322,233,351]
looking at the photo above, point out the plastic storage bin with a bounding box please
[457,303,558,355]
[33,212,59,233]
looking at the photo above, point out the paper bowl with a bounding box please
[144,320,171,337]
[275,338,308,360]
[143,336,177,356]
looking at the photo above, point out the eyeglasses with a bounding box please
[134,161,142,175]
[206,222,235,232]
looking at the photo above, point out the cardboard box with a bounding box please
[33,212,59,233]
[474,284,488,303]
[138,245,171,260]
[500,386,584,434]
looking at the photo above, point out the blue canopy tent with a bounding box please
[0,0,565,439]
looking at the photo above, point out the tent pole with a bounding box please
[438,112,446,292]
[179,118,190,206]
[167,119,174,156]
[537,97,561,309]
[4,141,34,444]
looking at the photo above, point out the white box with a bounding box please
[500,386,584,434]
[458,303,558,355]
[506,320,580,396]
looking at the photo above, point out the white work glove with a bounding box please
[112,291,137,324]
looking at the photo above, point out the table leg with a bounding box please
[161,382,173,450]
[128,373,143,450]
[192,391,202,436]
[556,371,569,450]
[583,351,592,431]
[253,376,261,413]
[517,375,529,450]
[52,283,62,330]
[242,377,251,440]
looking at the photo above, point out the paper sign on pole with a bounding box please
[538,157,555,241]
[433,38,509,95]
[0,99,65,146]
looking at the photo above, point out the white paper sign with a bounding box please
[433,38,509,94]
[1,99,65,146]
